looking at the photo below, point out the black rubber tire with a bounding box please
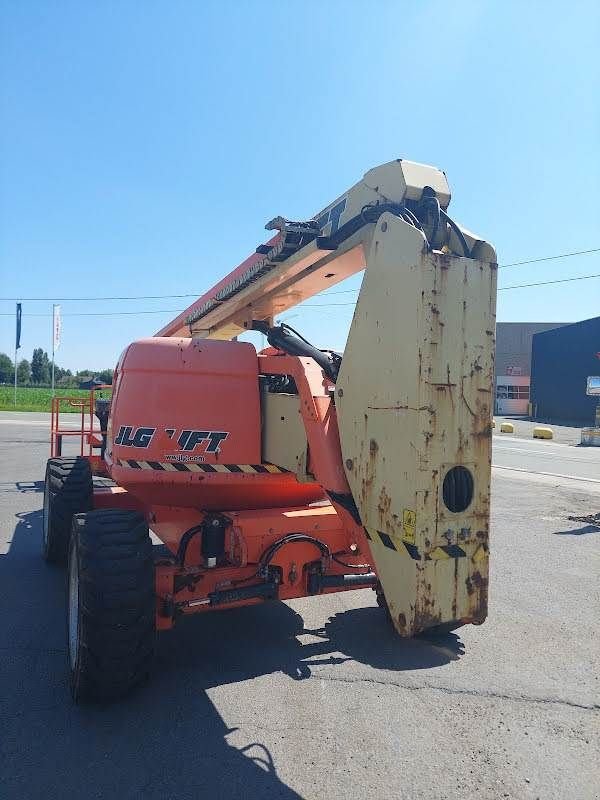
[68,509,155,703]
[42,457,93,564]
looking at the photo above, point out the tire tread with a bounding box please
[70,509,155,702]
[43,457,92,563]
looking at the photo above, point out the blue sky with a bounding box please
[1,0,598,371]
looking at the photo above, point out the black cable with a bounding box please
[258,533,331,573]
[202,534,333,588]
[229,568,261,586]
[280,322,315,348]
[403,206,425,232]
[281,322,342,364]
[258,322,341,382]
[440,208,471,257]
[421,194,441,247]
[331,552,372,572]
[498,272,600,290]
[399,208,416,227]
[176,525,204,566]
[260,534,329,565]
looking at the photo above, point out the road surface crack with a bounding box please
[311,673,599,712]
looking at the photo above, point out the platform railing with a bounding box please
[50,386,111,459]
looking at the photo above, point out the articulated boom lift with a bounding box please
[43,159,497,702]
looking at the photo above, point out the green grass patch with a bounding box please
[0,386,111,413]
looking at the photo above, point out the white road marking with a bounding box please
[0,419,97,429]
[493,446,596,464]
[493,434,568,448]
[492,464,600,484]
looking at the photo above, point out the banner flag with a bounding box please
[15,303,22,350]
[53,304,61,351]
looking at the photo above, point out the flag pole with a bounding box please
[14,301,21,406]
[51,304,61,396]
[14,335,17,407]
[52,304,56,395]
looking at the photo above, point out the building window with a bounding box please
[496,385,529,400]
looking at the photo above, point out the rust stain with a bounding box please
[460,376,477,418]
[413,607,442,634]
[452,557,458,619]
[465,568,488,623]
[376,485,393,531]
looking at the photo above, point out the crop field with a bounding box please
[0,386,111,412]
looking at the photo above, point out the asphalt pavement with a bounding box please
[1,413,598,800]
[492,435,600,483]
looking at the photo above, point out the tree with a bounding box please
[31,348,50,384]
[57,373,78,388]
[17,359,31,384]
[42,350,50,380]
[0,353,13,383]
[97,369,114,384]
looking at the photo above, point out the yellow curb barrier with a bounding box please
[533,426,553,440]
[500,422,514,433]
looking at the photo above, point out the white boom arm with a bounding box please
[156,159,494,340]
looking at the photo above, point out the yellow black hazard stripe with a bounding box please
[425,544,467,560]
[374,530,422,560]
[116,458,288,474]
[370,530,467,561]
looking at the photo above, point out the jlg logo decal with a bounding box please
[114,426,156,448]
[114,426,229,453]
[175,430,228,452]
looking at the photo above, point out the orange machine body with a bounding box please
[79,335,373,630]
[106,337,325,511]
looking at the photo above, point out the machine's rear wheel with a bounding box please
[68,509,155,703]
[42,457,93,564]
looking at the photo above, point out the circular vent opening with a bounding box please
[442,466,474,513]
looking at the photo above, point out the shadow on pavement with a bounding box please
[0,507,463,799]
[159,602,463,691]
[553,512,600,535]
[553,524,600,536]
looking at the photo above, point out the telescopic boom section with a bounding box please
[155,158,493,341]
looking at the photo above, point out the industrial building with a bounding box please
[494,322,567,415]
[530,316,600,425]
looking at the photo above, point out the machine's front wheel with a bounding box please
[42,457,93,564]
[68,509,155,703]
